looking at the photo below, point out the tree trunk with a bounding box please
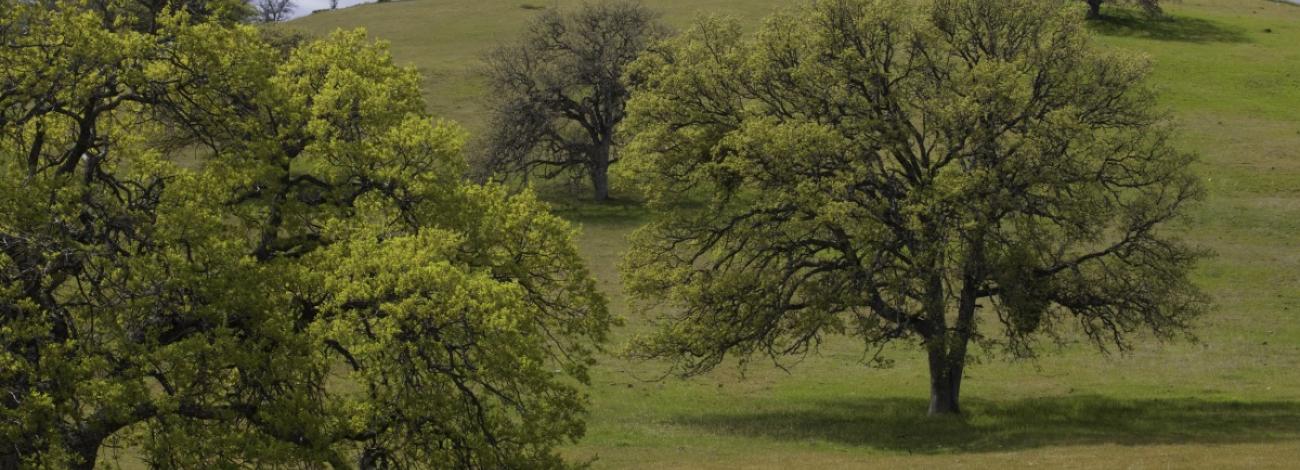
[1086,0,1103,19]
[924,238,980,417]
[926,342,965,416]
[589,142,611,202]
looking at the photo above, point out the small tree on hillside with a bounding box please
[1085,0,1161,19]
[621,0,1207,416]
[481,1,667,201]
[253,0,295,21]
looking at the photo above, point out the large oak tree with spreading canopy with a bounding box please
[621,0,1207,416]
[0,0,610,467]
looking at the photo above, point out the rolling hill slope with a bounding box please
[286,1,1300,468]
[288,0,791,127]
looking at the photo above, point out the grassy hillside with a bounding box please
[287,1,1300,468]
[287,0,792,128]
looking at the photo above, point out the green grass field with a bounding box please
[286,1,1300,467]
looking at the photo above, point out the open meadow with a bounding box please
[289,0,1300,467]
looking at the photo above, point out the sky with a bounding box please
[289,0,375,18]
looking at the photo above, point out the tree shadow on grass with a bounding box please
[674,395,1300,453]
[1088,10,1250,43]
[547,197,649,225]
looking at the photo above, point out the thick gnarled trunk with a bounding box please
[927,344,965,415]
[923,240,981,417]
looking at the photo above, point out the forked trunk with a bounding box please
[923,261,976,417]
[916,234,981,417]
[927,345,965,416]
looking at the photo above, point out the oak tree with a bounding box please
[252,0,296,22]
[621,0,1206,416]
[1,1,610,467]
[481,0,666,201]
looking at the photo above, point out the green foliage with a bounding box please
[621,0,1207,413]
[0,1,610,467]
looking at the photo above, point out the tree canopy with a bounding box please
[252,0,297,22]
[0,1,610,467]
[621,0,1206,415]
[480,0,666,201]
